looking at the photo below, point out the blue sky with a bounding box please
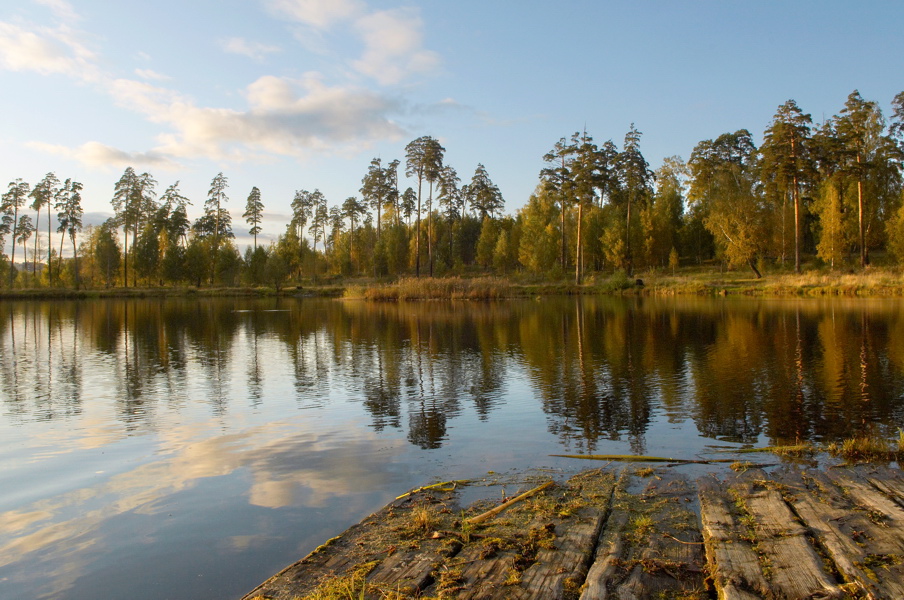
[1,0,902,251]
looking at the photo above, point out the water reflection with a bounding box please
[0,418,403,599]
[4,296,904,599]
[3,297,904,448]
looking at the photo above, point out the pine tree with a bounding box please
[244,186,264,250]
[2,179,30,287]
[761,100,813,272]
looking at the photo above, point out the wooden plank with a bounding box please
[242,467,904,600]
[241,489,461,600]
[613,478,705,599]
[698,474,771,600]
[581,474,704,600]
[422,470,617,600]
[518,507,606,598]
[825,467,904,527]
[860,465,904,509]
[727,470,844,599]
[364,538,459,598]
[579,510,628,600]
[453,545,530,600]
[776,468,904,599]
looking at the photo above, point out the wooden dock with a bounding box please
[242,464,904,599]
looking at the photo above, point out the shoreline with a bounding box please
[2,267,903,301]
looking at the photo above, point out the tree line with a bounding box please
[2,89,903,289]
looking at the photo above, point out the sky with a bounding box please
[1,0,902,252]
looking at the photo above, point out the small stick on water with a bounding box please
[551,454,735,465]
[395,480,470,500]
[465,480,554,525]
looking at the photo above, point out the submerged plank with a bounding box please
[449,546,526,599]
[579,510,629,600]
[448,470,616,600]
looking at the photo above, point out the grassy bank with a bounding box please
[346,266,904,301]
[0,285,345,300]
[2,266,903,301]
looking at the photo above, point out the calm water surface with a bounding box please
[2,296,904,599]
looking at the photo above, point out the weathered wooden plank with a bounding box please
[727,470,844,599]
[579,510,628,600]
[698,474,771,600]
[860,465,904,509]
[243,467,904,600]
[776,468,904,599]
[613,478,705,600]
[517,507,607,598]
[453,545,530,599]
[800,469,904,556]
[241,489,461,600]
[364,538,459,598]
[423,470,617,600]
[581,474,704,600]
[241,528,372,600]
[825,467,904,527]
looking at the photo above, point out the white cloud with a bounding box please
[8,1,434,169]
[33,74,406,166]
[264,0,365,28]
[33,0,80,23]
[221,37,281,60]
[265,1,439,85]
[151,74,406,159]
[134,68,170,81]
[352,8,440,85]
[0,21,100,83]
[28,141,179,169]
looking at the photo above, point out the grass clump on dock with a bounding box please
[302,561,380,600]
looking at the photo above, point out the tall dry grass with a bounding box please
[363,277,513,301]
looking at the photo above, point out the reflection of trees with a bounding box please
[338,302,514,447]
[3,296,904,449]
[521,297,666,453]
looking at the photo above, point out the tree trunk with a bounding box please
[47,207,53,285]
[33,207,40,283]
[8,206,17,288]
[560,194,567,272]
[793,174,801,273]
[857,155,866,267]
[575,201,583,284]
[748,257,762,279]
[72,235,79,290]
[415,176,422,278]
[427,180,434,278]
[59,231,65,284]
[123,223,129,288]
[626,196,633,276]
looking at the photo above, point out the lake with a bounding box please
[2,295,904,599]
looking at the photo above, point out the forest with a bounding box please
[2,89,903,291]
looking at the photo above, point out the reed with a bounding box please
[826,435,902,462]
[363,276,514,301]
